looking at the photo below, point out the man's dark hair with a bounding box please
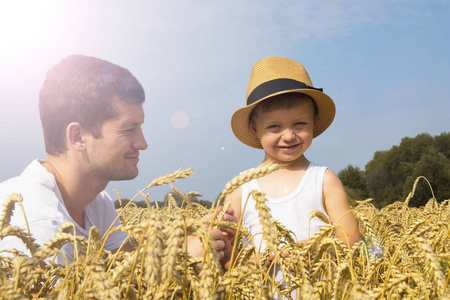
[39,54,145,155]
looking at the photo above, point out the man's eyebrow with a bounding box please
[124,120,144,126]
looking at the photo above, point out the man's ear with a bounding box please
[66,122,86,151]
[249,122,258,136]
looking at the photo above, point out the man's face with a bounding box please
[84,100,148,183]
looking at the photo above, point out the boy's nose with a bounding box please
[281,129,295,141]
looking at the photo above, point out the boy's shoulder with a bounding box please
[308,162,328,169]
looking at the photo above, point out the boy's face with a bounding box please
[249,99,317,164]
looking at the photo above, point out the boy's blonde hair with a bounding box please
[249,93,317,127]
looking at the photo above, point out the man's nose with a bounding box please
[135,128,148,150]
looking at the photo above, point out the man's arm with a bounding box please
[118,240,135,252]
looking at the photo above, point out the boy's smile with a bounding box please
[278,143,300,151]
[249,100,316,165]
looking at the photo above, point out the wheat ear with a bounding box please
[215,162,281,202]
[104,168,194,241]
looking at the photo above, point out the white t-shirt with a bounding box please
[241,162,328,299]
[241,162,328,251]
[0,160,128,263]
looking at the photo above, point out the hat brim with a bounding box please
[231,89,335,149]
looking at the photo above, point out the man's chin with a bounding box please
[110,170,139,181]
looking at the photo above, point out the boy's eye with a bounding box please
[267,125,279,129]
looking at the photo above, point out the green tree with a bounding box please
[403,147,450,207]
[364,132,450,208]
[338,165,369,201]
[365,150,400,208]
[433,132,450,160]
[114,198,147,209]
[114,198,132,209]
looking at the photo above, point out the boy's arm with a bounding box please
[221,186,242,269]
[323,169,361,248]
[227,186,242,221]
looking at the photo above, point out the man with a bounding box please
[0,55,233,264]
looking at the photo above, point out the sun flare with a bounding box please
[0,2,57,60]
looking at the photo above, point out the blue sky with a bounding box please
[0,1,449,203]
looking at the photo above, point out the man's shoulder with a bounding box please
[96,190,113,202]
[85,191,118,226]
[0,160,56,202]
[0,176,24,204]
[0,170,31,196]
[88,190,114,209]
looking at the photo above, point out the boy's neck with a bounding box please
[256,156,311,198]
[260,154,310,170]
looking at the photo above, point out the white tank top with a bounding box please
[241,162,328,251]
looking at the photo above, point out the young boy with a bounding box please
[226,56,361,294]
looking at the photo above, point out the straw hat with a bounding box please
[231,56,336,149]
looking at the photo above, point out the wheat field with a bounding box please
[1,166,449,299]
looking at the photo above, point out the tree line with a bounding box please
[114,192,213,210]
[338,132,450,208]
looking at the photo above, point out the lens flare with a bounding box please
[171,111,189,129]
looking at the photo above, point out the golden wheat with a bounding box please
[0,168,449,299]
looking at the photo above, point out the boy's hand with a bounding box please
[203,206,238,243]
[186,228,230,261]
[247,249,299,272]
[200,206,238,269]
[203,206,238,223]
[247,252,277,268]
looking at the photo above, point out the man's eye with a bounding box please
[125,126,144,133]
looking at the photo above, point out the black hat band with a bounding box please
[246,78,323,105]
